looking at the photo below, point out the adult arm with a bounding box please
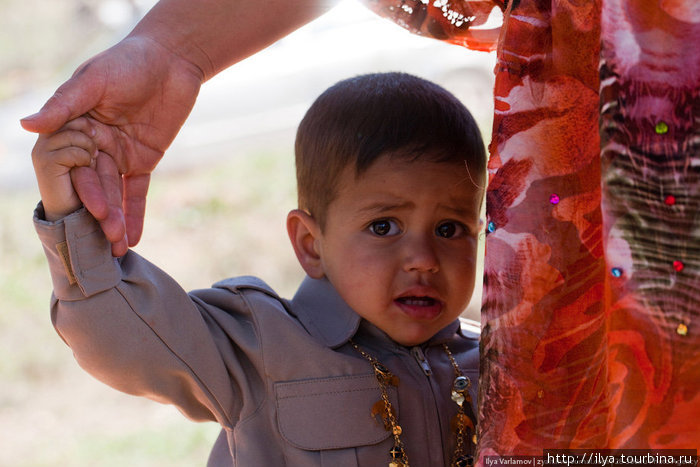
[22,0,337,254]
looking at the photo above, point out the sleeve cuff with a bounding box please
[34,202,121,300]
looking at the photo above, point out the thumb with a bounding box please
[20,74,100,133]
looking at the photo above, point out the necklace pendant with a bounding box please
[452,454,474,467]
[452,376,471,406]
[374,363,399,386]
[375,362,391,376]
[451,390,465,406]
[390,445,404,459]
[389,445,407,467]
[453,376,470,392]
[371,400,393,430]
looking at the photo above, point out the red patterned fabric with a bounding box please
[361,0,700,456]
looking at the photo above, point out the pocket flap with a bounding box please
[275,374,396,450]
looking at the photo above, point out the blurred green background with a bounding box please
[0,0,495,465]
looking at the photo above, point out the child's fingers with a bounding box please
[33,131,97,177]
[45,126,97,156]
[37,116,97,155]
[83,117,125,170]
[55,145,95,172]
[33,146,92,180]
[58,116,96,136]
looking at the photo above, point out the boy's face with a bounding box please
[313,155,483,346]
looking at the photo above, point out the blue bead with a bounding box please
[487,221,496,233]
[611,267,622,278]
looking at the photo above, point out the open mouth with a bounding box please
[396,296,438,307]
[394,296,443,320]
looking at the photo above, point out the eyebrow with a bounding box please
[358,200,414,214]
[358,200,476,218]
[441,205,476,218]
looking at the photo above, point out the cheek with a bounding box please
[440,238,478,265]
[440,243,478,285]
[324,238,389,278]
[348,249,395,283]
[341,237,397,266]
[337,247,399,296]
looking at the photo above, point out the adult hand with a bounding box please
[21,35,203,253]
[22,0,336,255]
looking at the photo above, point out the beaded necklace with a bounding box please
[350,341,477,467]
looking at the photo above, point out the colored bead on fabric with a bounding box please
[655,121,669,134]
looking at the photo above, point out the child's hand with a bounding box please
[32,117,98,222]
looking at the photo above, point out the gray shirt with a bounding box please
[35,205,479,467]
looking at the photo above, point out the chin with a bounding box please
[391,331,433,347]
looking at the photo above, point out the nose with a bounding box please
[402,234,439,274]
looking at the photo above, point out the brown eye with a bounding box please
[436,222,458,238]
[369,219,400,236]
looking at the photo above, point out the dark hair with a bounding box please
[295,72,486,228]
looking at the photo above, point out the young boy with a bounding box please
[32,72,486,467]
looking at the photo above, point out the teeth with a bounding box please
[400,297,435,306]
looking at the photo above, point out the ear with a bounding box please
[286,209,325,279]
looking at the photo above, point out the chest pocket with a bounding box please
[275,374,396,466]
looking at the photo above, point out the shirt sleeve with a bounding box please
[358,0,502,52]
[33,203,259,429]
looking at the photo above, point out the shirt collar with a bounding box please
[288,276,469,349]
[427,319,462,345]
[289,276,362,349]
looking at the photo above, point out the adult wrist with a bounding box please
[126,4,216,81]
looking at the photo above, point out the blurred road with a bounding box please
[0,0,495,192]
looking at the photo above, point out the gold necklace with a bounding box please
[350,341,476,467]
